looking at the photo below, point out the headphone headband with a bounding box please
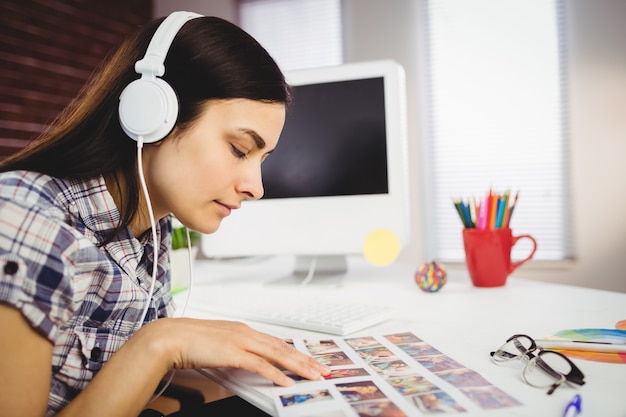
[119,11,203,144]
[135,11,202,78]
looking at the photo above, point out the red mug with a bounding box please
[462,228,537,287]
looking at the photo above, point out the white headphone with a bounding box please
[118,12,202,327]
[118,11,202,143]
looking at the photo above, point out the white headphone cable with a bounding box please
[136,136,175,404]
[136,136,197,402]
[148,226,196,403]
[180,226,195,315]
[147,226,195,404]
[136,136,159,326]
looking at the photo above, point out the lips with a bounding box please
[215,201,239,216]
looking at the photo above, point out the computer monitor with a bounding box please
[200,60,410,280]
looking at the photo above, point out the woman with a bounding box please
[0,13,329,417]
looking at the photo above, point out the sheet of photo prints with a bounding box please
[269,332,522,417]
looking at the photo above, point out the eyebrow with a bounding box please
[239,128,266,150]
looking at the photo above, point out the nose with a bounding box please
[237,164,264,201]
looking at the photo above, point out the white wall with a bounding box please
[153,0,236,21]
[340,0,425,266]
[153,0,626,293]
[562,0,626,293]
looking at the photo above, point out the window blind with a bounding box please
[421,0,572,261]
[238,0,343,72]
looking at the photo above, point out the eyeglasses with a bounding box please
[490,334,585,395]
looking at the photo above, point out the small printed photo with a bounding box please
[351,399,408,417]
[386,375,439,396]
[356,347,397,364]
[396,342,441,358]
[323,367,371,380]
[305,339,341,355]
[408,390,467,413]
[369,360,415,378]
[460,386,523,409]
[336,380,387,403]
[345,336,383,349]
[435,368,492,388]
[280,389,333,407]
[385,332,423,345]
[315,351,354,367]
[414,354,466,373]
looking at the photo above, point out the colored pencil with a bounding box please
[500,190,511,228]
[453,189,519,230]
[477,195,488,229]
[461,201,474,228]
[495,196,505,228]
[488,193,498,230]
[506,191,519,227]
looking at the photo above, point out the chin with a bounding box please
[172,215,221,235]
[192,220,222,235]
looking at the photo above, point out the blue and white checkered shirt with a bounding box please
[0,170,175,416]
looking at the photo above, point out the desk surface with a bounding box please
[175,255,626,417]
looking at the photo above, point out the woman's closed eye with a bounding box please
[230,144,248,159]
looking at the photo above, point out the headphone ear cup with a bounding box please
[118,77,178,143]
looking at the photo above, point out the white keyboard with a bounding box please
[192,301,396,335]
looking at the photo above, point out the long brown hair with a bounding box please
[0,16,291,242]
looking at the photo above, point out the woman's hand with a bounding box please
[0,311,328,417]
[142,318,330,386]
[61,318,329,417]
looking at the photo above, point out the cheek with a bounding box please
[152,136,233,203]
[147,146,178,189]
[190,151,224,181]
[165,141,211,178]
[180,150,234,198]
[147,143,199,203]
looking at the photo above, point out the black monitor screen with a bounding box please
[261,77,388,199]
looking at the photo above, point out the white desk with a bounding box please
[176,255,626,417]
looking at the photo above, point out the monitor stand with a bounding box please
[266,255,348,287]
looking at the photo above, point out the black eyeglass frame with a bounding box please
[490,333,586,395]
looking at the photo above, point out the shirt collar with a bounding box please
[66,176,163,280]
[67,176,121,236]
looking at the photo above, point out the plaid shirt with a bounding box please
[0,170,174,416]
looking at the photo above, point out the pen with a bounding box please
[536,339,626,353]
[563,394,581,417]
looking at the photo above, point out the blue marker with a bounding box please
[563,394,581,417]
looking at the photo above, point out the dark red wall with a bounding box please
[0,0,152,159]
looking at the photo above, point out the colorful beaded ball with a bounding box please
[414,261,447,292]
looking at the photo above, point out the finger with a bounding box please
[226,330,328,384]
[254,336,331,380]
[279,343,331,378]
[245,353,297,387]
